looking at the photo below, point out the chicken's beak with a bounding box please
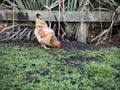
[56,42,61,48]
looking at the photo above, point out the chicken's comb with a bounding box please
[36,13,41,18]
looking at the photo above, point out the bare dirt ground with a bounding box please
[0,40,119,50]
[61,41,120,50]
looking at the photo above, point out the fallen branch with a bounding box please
[91,6,120,44]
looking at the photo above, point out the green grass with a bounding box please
[0,42,120,90]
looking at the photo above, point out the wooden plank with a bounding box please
[77,22,89,43]
[88,11,120,22]
[0,10,120,22]
[77,10,89,43]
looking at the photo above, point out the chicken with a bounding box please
[34,13,61,49]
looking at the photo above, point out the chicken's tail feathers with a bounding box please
[36,13,41,18]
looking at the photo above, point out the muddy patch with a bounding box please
[59,55,101,68]
[68,55,100,62]
[111,64,120,70]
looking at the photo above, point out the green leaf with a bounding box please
[15,0,26,10]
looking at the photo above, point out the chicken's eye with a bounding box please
[50,36,54,44]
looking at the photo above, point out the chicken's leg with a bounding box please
[41,44,50,49]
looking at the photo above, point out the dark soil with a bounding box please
[111,64,120,70]
[0,40,119,52]
[68,55,100,62]
[61,41,120,50]
[59,55,101,68]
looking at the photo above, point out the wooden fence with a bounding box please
[0,10,120,43]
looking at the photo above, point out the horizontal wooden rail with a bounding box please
[0,10,120,22]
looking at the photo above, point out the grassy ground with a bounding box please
[0,42,120,90]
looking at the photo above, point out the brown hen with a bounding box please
[34,13,61,49]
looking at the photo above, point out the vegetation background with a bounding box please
[0,0,120,42]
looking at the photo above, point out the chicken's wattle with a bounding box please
[56,42,61,48]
